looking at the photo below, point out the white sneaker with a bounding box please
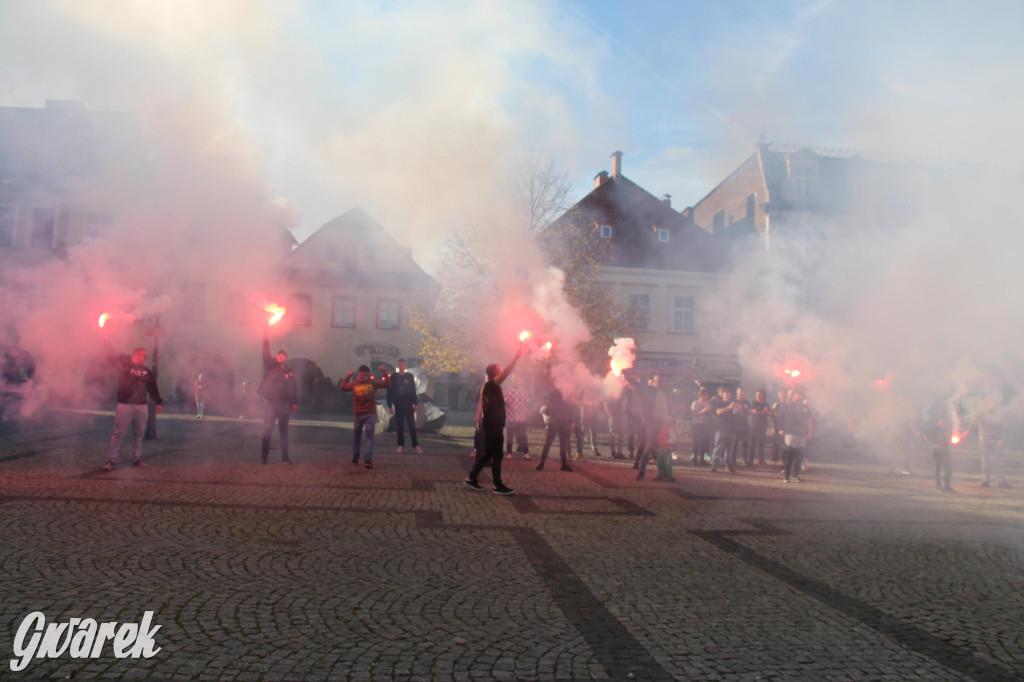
[414,446,424,454]
[505,453,512,459]
[396,446,404,454]
[524,453,532,461]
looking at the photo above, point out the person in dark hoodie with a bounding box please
[259,330,298,464]
[464,349,520,494]
[340,364,390,468]
[103,344,163,471]
[536,387,574,472]
[386,358,422,454]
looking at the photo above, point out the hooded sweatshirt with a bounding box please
[340,368,390,415]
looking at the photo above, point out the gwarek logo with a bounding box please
[10,611,162,672]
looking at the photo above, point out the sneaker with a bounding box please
[667,477,676,483]
[102,462,114,472]
[944,486,956,493]
[593,450,602,457]
[560,464,573,472]
[351,460,359,466]
[784,478,791,483]
[414,446,424,454]
[575,453,585,461]
[535,463,544,471]
[493,486,515,496]
[365,462,373,470]
[282,457,293,464]
[523,453,531,461]
[505,453,512,459]
[464,479,484,491]
[396,446,404,454]
[982,481,991,488]
[901,469,912,475]
[999,481,1013,489]
[793,475,802,482]
[132,460,148,468]
[636,472,645,480]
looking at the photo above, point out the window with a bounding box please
[332,297,355,327]
[599,225,613,239]
[377,299,400,329]
[657,228,670,242]
[288,293,313,327]
[0,206,14,247]
[31,208,55,248]
[712,210,725,232]
[793,166,813,197]
[671,295,696,333]
[627,293,650,330]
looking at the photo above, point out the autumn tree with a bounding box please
[409,153,646,375]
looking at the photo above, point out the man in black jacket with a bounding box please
[386,358,422,454]
[103,346,162,471]
[259,331,298,464]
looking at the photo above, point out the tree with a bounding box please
[409,154,646,376]
[543,209,648,373]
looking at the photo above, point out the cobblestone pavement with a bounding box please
[0,411,1022,680]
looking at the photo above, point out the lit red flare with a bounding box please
[98,313,109,329]
[519,331,531,342]
[264,303,285,325]
[544,341,552,351]
[950,433,961,445]
[610,358,626,378]
[784,368,802,378]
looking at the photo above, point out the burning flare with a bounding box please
[950,432,961,445]
[264,303,285,326]
[784,368,802,378]
[519,331,532,342]
[98,313,109,329]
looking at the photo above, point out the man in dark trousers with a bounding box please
[258,330,298,465]
[465,349,521,495]
[387,358,422,454]
[779,386,813,483]
[103,345,163,471]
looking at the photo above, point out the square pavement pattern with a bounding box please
[0,412,1021,680]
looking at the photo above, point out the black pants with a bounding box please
[783,446,803,480]
[735,428,751,465]
[627,416,644,457]
[262,404,291,462]
[539,426,569,466]
[506,421,529,453]
[393,403,418,447]
[749,433,767,463]
[692,423,712,463]
[470,428,505,488]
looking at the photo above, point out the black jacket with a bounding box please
[110,354,162,406]
[386,372,418,409]
[258,336,298,407]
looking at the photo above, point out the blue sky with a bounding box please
[1,0,1022,253]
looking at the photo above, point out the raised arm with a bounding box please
[494,351,521,386]
[262,330,272,368]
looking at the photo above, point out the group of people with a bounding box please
[100,338,1015,496]
[103,333,425,470]
[692,385,812,482]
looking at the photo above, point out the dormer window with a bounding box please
[600,225,613,239]
[657,229,670,242]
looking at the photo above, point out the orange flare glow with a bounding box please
[784,368,801,378]
[519,331,531,342]
[265,303,285,325]
[610,359,625,378]
[98,313,109,328]
[544,341,552,350]
[950,433,961,445]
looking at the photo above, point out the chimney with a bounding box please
[610,150,623,180]
[661,194,672,207]
[593,171,609,189]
